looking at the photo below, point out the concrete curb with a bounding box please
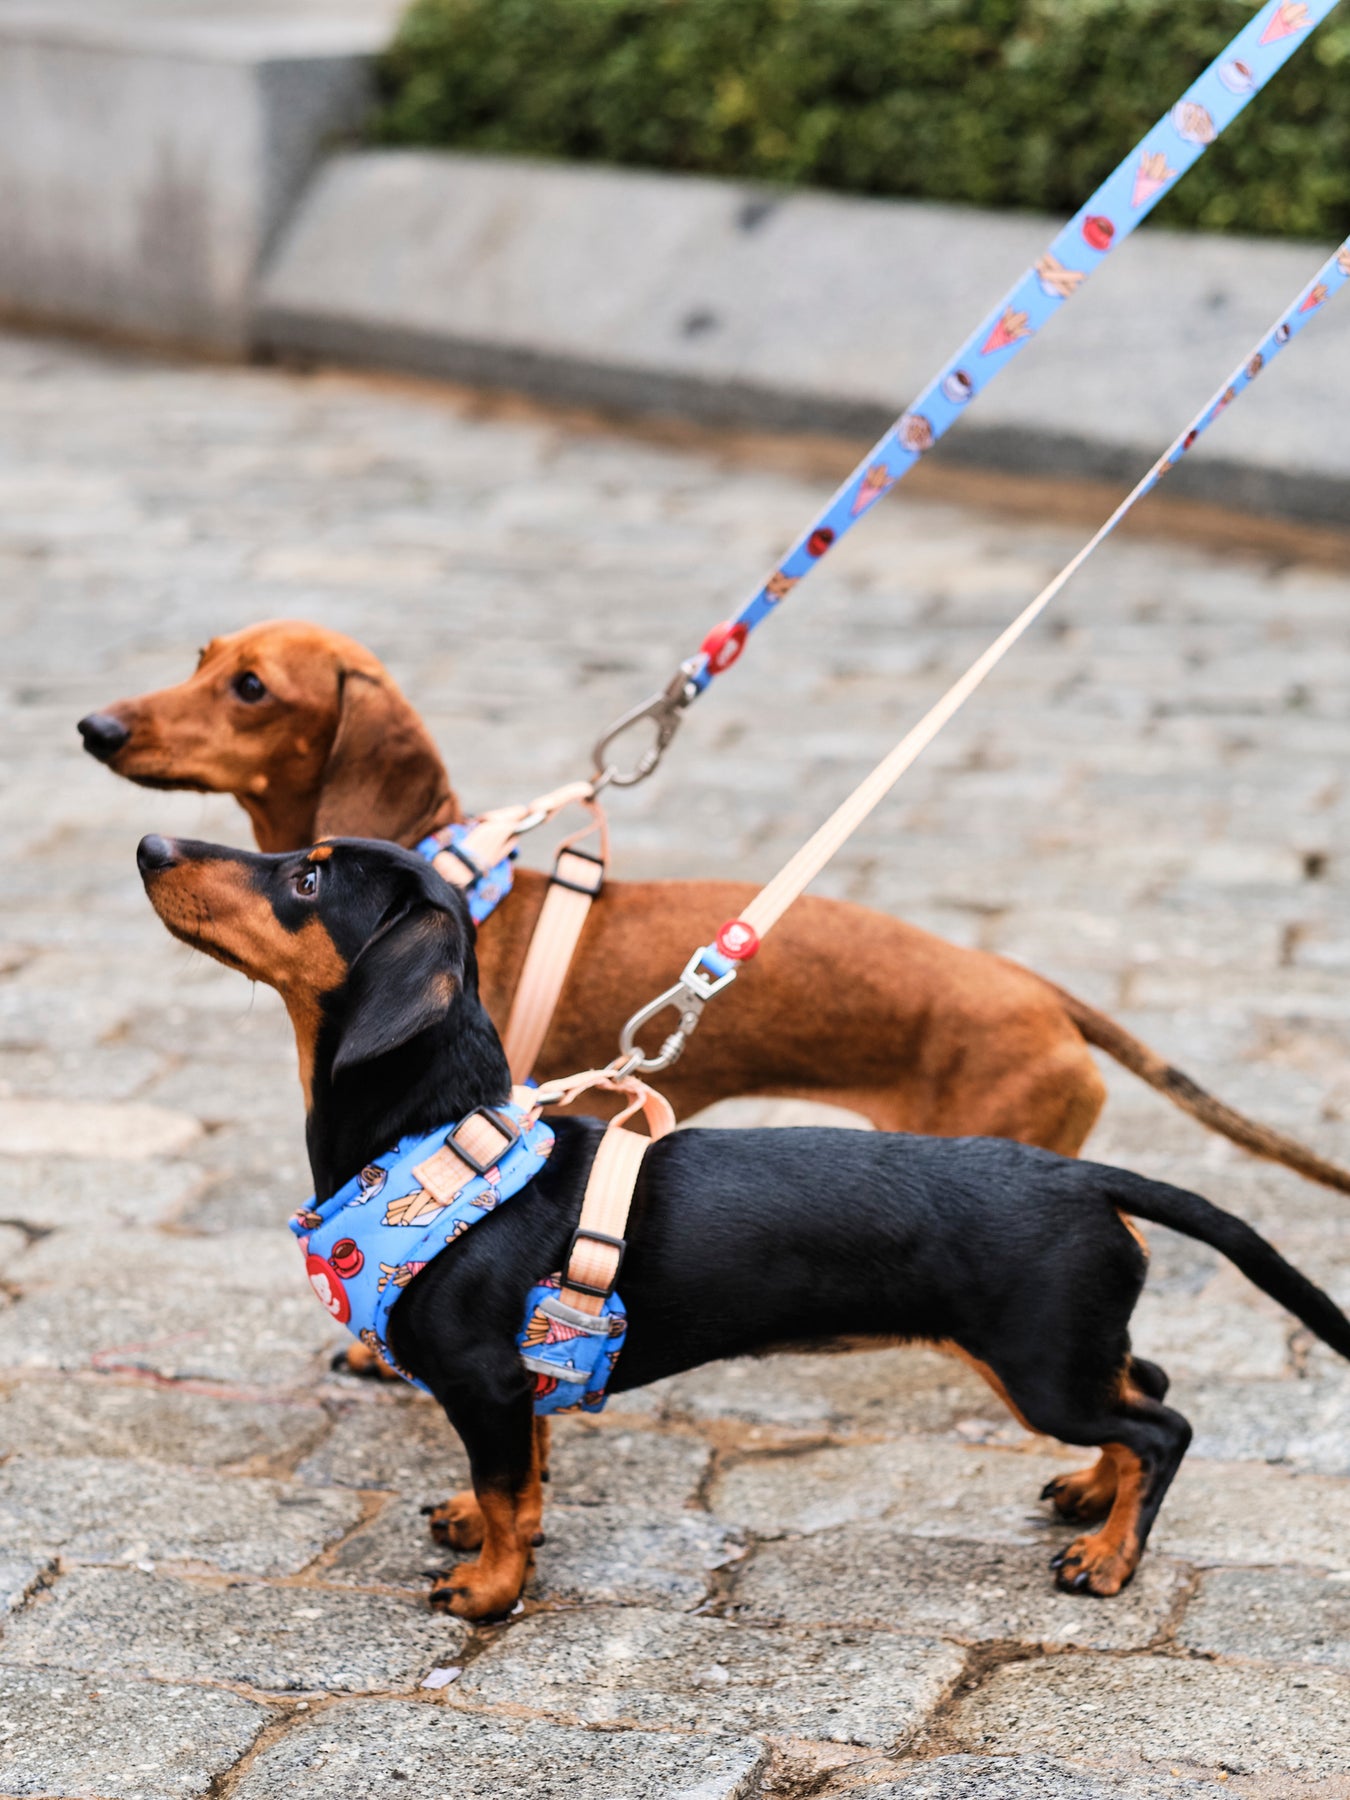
[0,1,401,349]
[256,151,1350,528]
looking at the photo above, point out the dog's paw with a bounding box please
[427,1561,523,1620]
[422,1490,485,1551]
[1040,1458,1116,1524]
[1050,1533,1136,1597]
[334,1340,403,1381]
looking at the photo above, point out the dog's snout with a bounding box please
[137,834,178,876]
[78,712,131,762]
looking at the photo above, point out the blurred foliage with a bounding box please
[374,0,1350,238]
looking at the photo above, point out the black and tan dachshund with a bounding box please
[138,831,1350,1620]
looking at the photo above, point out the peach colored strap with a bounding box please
[501,813,608,1082]
[552,1076,673,1316]
[434,781,597,891]
[411,1087,542,1203]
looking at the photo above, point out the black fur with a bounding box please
[139,834,1350,1608]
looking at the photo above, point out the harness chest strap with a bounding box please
[426,784,609,1085]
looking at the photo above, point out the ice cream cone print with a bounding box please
[1299,282,1329,313]
[1132,150,1177,209]
[981,307,1032,355]
[1260,0,1310,44]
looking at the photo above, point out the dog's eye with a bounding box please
[294,867,320,898]
[232,671,267,704]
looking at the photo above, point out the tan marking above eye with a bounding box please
[307,844,334,863]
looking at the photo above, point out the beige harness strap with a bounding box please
[432,781,597,893]
[537,1074,675,1317]
[501,817,608,1083]
[412,1086,542,1205]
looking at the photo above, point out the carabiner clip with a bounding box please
[591,660,699,790]
[617,949,737,1074]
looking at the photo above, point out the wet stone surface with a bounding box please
[5,329,1350,1793]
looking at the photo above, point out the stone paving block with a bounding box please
[329,1494,743,1609]
[230,1701,767,1800]
[0,1096,202,1158]
[0,1454,362,1576]
[1180,1372,1350,1476]
[651,1345,1024,1441]
[733,1526,1181,1650]
[530,1504,746,1611]
[837,1755,1239,1798]
[0,1555,54,1613]
[458,1604,964,1747]
[0,1376,330,1471]
[1,1566,465,1694]
[952,1655,1350,1781]
[711,1436,1071,1541]
[298,1389,469,1492]
[0,1665,269,1800]
[0,1154,211,1229]
[0,1228,342,1385]
[1151,1458,1350,1568]
[1178,1566,1350,1671]
[547,1420,713,1508]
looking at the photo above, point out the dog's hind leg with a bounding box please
[1022,1367,1191,1596]
[1039,1355,1172,1523]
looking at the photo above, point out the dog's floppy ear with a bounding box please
[314,668,455,846]
[330,897,466,1077]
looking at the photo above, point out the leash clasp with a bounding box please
[618,949,737,1074]
[591,660,699,791]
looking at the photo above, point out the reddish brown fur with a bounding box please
[427,1419,546,1618]
[94,624,1350,1193]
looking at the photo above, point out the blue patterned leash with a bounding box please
[613,233,1350,1072]
[590,0,1341,791]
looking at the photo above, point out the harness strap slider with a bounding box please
[562,1225,626,1299]
[440,1106,520,1178]
[439,840,485,885]
[549,847,606,898]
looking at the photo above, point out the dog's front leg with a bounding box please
[426,1384,541,1620]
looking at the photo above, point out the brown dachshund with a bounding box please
[80,620,1350,1189]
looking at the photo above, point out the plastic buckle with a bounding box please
[550,847,605,898]
[563,1226,626,1299]
[442,840,485,884]
[442,1105,520,1177]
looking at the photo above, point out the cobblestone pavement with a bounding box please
[3,328,1350,1798]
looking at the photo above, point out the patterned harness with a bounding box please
[291,1091,627,1415]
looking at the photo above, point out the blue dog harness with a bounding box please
[415,820,515,924]
[291,1092,627,1414]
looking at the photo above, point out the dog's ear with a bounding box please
[315,669,455,846]
[330,900,466,1077]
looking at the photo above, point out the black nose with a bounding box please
[137,835,178,876]
[78,713,131,762]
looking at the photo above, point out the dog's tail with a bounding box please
[1108,1166,1350,1361]
[1043,978,1350,1198]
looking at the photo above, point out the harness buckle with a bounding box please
[617,947,738,1075]
[591,660,699,791]
[549,847,606,898]
[442,1105,521,1178]
[562,1225,626,1299]
[440,840,485,885]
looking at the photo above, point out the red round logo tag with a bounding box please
[305,1254,350,1323]
[715,918,760,961]
[700,621,748,676]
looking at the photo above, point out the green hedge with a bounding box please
[374,0,1350,239]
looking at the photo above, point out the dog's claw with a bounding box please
[1049,1551,1067,1569]
[531,1531,545,1547]
[1071,1570,1091,1592]
[1040,1480,1059,1501]
[419,1503,437,1517]
[330,1348,351,1372]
